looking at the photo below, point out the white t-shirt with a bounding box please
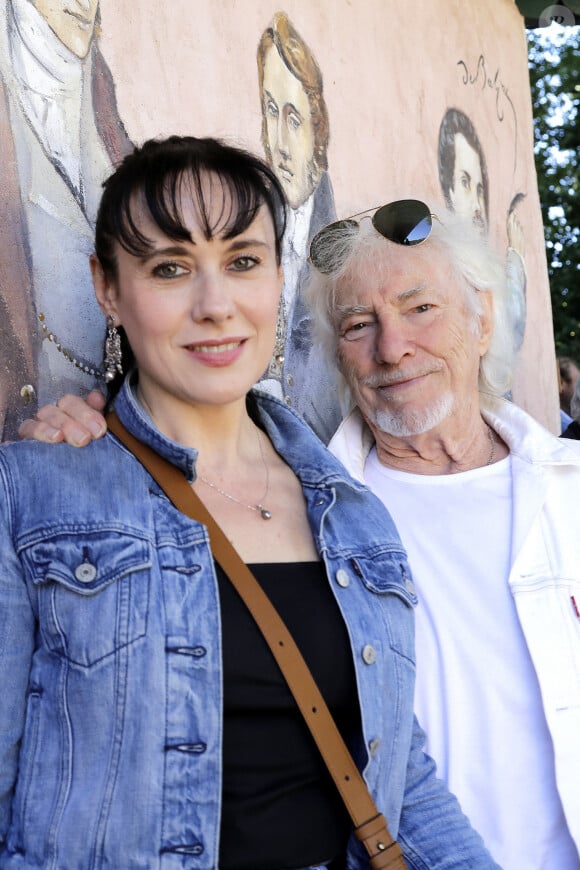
[364,448,580,869]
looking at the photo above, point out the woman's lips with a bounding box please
[184,338,246,367]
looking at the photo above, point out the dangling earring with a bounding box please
[104,314,123,383]
[267,297,285,380]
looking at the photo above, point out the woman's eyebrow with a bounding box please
[138,244,191,263]
[226,238,270,252]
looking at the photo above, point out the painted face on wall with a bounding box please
[32,0,99,59]
[449,133,487,233]
[262,45,320,210]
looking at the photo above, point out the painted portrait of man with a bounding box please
[438,106,527,355]
[438,107,489,232]
[256,11,342,442]
[0,0,130,440]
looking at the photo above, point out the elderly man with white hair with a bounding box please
[306,200,580,870]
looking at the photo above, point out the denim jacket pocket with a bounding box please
[21,528,152,668]
[351,550,417,664]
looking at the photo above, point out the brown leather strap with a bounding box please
[107,411,407,869]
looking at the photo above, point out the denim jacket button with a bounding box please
[362,644,377,665]
[20,384,36,404]
[405,577,416,595]
[369,737,381,757]
[336,568,350,588]
[74,562,97,583]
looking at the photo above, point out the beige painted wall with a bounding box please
[100,0,560,432]
[0,0,559,437]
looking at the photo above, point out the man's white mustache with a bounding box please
[363,368,439,388]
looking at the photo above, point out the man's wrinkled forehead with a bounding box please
[336,240,454,297]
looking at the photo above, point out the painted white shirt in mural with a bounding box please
[280,194,314,320]
[2,0,110,401]
[10,0,83,192]
[258,192,314,401]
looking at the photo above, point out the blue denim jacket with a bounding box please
[0,380,499,869]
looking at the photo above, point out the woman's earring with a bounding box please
[267,297,285,380]
[104,314,123,383]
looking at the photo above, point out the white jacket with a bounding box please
[329,396,580,854]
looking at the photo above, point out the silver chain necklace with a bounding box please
[198,429,272,520]
[486,423,496,465]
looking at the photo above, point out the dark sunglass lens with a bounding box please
[373,199,432,246]
[309,219,360,272]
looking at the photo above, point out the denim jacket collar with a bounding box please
[113,376,367,494]
[113,374,199,482]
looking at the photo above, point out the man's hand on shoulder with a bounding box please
[19,391,108,446]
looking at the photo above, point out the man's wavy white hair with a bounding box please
[305,211,515,409]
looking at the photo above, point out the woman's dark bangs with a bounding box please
[143,170,193,245]
[197,166,286,257]
[113,195,156,258]
[207,170,263,240]
[111,168,193,259]
[166,166,277,246]
[102,145,286,262]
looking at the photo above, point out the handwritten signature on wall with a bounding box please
[457,55,518,172]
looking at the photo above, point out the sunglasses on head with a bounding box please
[309,198,437,273]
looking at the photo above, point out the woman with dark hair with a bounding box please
[0,136,498,869]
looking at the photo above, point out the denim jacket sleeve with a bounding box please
[397,717,502,869]
[0,458,36,847]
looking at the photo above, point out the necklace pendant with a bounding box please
[258,505,272,520]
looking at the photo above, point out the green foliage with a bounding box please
[527,27,580,358]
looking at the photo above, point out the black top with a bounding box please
[216,560,360,870]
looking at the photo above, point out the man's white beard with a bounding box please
[371,392,455,437]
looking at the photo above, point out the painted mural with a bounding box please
[0,0,557,441]
[0,0,130,440]
[255,12,342,443]
[437,105,528,357]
